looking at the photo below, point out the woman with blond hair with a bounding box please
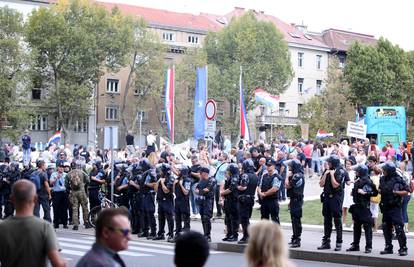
[246,220,294,267]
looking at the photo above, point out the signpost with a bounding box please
[346,121,367,139]
[204,99,217,141]
[104,126,118,205]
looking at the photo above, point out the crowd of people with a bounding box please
[0,134,413,258]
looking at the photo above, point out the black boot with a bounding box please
[334,242,342,251]
[237,236,248,244]
[290,239,301,248]
[227,235,238,242]
[317,239,331,250]
[398,247,408,256]
[346,243,360,252]
[380,245,393,255]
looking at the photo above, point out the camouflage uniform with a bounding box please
[67,169,90,227]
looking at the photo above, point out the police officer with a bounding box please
[379,162,409,256]
[286,159,305,248]
[50,163,69,229]
[221,163,240,242]
[318,155,349,251]
[257,158,282,223]
[0,161,20,218]
[237,159,258,244]
[128,162,143,235]
[174,165,192,239]
[346,165,378,253]
[196,166,216,242]
[115,163,130,208]
[140,159,157,239]
[88,161,105,210]
[155,163,175,242]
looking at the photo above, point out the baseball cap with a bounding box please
[199,166,210,174]
[266,158,277,167]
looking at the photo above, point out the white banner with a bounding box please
[346,121,367,139]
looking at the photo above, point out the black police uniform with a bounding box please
[347,166,378,253]
[141,168,157,238]
[238,162,258,243]
[259,169,282,223]
[287,160,305,247]
[115,167,130,209]
[0,163,20,218]
[223,167,240,241]
[156,172,175,241]
[88,169,104,210]
[318,156,349,251]
[174,170,192,236]
[196,175,216,241]
[129,164,143,235]
[379,164,409,256]
[276,157,287,201]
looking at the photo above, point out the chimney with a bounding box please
[295,23,308,33]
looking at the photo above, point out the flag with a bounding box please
[316,130,334,139]
[194,66,208,140]
[47,131,61,145]
[239,67,250,141]
[165,67,175,144]
[255,88,279,109]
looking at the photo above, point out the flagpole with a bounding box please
[172,65,175,144]
[206,65,208,100]
[240,65,242,141]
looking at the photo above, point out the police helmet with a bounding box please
[160,163,171,176]
[92,159,102,169]
[179,165,190,177]
[226,163,239,176]
[289,159,304,174]
[139,158,151,172]
[9,162,19,171]
[381,162,397,176]
[355,165,369,177]
[242,159,255,173]
[326,155,341,169]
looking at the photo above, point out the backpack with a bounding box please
[69,170,83,191]
[29,171,41,191]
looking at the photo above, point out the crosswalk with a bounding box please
[58,236,224,259]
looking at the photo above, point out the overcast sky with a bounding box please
[97,0,414,51]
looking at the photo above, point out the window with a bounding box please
[288,32,301,38]
[105,106,119,121]
[74,119,88,132]
[316,55,322,69]
[162,32,174,42]
[32,89,41,100]
[298,104,303,115]
[298,78,304,94]
[138,110,148,122]
[316,80,322,94]
[134,88,144,96]
[106,79,119,93]
[298,52,304,67]
[188,35,199,44]
[279,102,286,115]
[339,56,346,68]
[30,115,47,131]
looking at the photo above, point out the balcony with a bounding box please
[256,114,301,126]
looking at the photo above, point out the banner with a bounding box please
[346,121,367,139]
[194,66,207,140]
[165,67,175,144]
[255,88,279,109]
[239,67,250,141]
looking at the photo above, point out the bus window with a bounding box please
[375,108,397,117]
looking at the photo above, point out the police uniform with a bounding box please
[318,155,349,251]
[141,168,157,239]
[259,159,282,223]
[287,160,305,248]
[174,167,192,237]
[346,165,378,253]
[88,168,104,210]
[238,160,258,244]
[223,164,240,242]
[0,163,20,218]
[196,167,216,242]
[50,167,69,228]
[128,163,143,235]
[155,164,175,242]
[379,162,409,256]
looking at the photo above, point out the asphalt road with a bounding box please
[56,231,363,267]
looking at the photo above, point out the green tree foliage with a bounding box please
[25,0,133,142]
[300,58,355,137]
[344,38,412,107]
[0,6,30,141]
[204,11,293,135]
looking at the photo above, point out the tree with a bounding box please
[0,6,30,141]
[25,0,133,143]
[120,18,166,133]
[344,38,412,107]
[300,58,355,137]
[204,11,293,136]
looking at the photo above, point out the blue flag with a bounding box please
[194,67,207,140]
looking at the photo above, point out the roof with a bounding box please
[96,1,222,32]
[317,28,377,52]
[215,7,329,49]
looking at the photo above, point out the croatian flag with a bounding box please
[165,67,175,144]
[239,67,250,141]
[255,88,279,109]
[316,130,334,139]
[47,131,61,145]
[194,66,207,140]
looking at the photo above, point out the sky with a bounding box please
[97,0,414,51]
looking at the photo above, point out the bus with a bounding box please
[364,106,406,148]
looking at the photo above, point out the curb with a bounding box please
[212,242,414,267]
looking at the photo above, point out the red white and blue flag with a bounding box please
[239,67,250,141]
[47,131,61,145]
[165,67,175,144]
[316,130,334,139]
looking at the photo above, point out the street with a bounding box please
[56,231,363,267]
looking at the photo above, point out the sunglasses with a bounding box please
[108,226,131,237]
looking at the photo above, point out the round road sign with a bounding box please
[205,99,217,120]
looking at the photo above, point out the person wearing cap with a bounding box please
[195,166,216,242]
[50,163,68,229]
[257,158,282,223]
